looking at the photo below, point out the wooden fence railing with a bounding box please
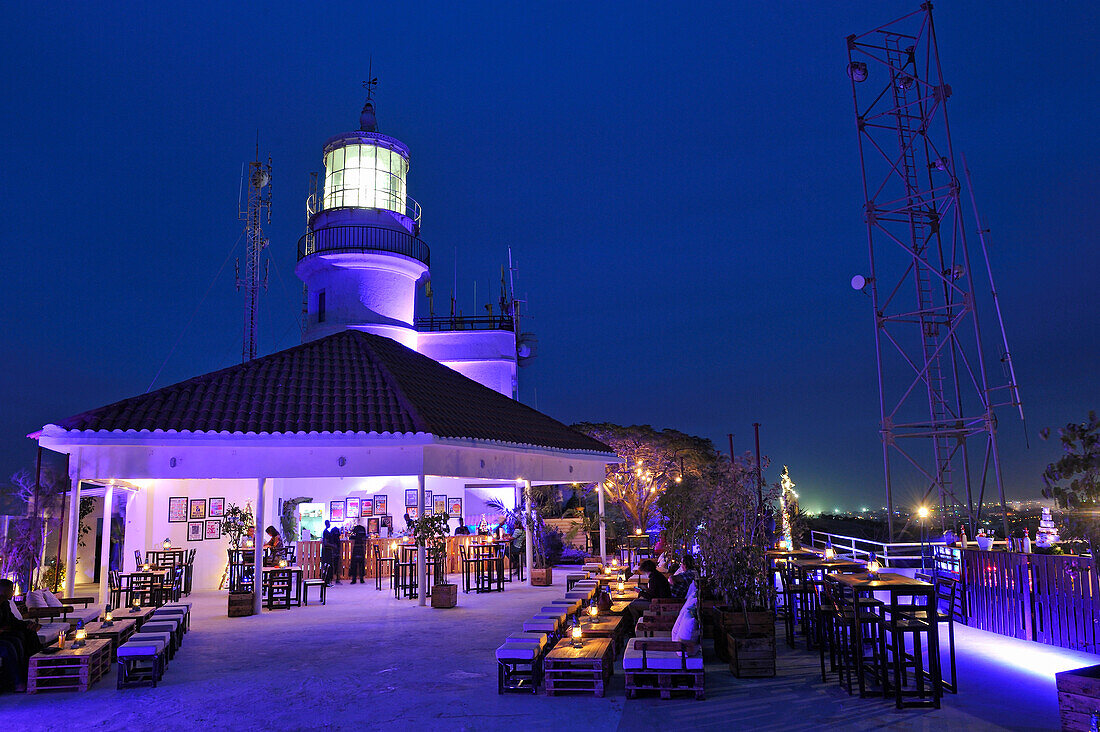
[958,548,1100,653]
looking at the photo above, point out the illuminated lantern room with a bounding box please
[297,97,429,348]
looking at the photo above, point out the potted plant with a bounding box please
[221,502,256,549]
[698,455,778,675]
[409,513,457,608]
[487,495,554,585]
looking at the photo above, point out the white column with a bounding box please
[253,478,267,615]
[97,483,115,607]
[63,452,82,597]
[597,480,607,564]
[417,474,426,607]
[523,480,534,587]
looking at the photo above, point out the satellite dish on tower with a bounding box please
[517,333,538,365]
[251,168,271,189]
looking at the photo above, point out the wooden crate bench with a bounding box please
[543,637,613,697]
[28,639,111,693]
[623,638,705,700]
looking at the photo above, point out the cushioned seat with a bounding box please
[35,622,71,644]
[565,589,594,600]
[118,637,167,657]
[538,608,569,622]
[531,614,562,630]
[130,631,172,651]
[495,642,538,661]
[622,637,704,671]
[506,632,548,651]
[550,599,581,614]
[522,618,557,633]
[141,620,182,654]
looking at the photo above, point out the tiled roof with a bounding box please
[53,330,612,453]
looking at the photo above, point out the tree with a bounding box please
[0,466,68,591]
[697,454,777,612]
[1041,411,1100,556]
[573,423,717,532]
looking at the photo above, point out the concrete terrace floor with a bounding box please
[2,571,1095,731]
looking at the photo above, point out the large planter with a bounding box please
[228,591,255,617]
[713,607,774,661]
[531,568,553,586]
[1056,664,1100,731]
[728,633,776,678]
[431,583,458,608]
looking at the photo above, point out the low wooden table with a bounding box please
[121,605,156,627]
[28,639,111,693]
[581,615,624,652]
[544,638,613,697]
[82,618,138,661]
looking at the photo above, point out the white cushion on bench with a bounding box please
[522,618,557,633]
[622,637,703,671]
[550,599,581,614]
[35,622,71,644]
[130,631,172,647]
[506,632,548,651]
[118,639,166,657]
[495,642,537,661]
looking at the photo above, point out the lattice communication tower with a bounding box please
[846,3,1023,539]
[236,152,272,362]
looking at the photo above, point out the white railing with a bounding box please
[808,530,1008,568]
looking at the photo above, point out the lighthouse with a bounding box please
[296,94,521,396]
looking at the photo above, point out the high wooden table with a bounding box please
[543,638,614,697]
[828,572,940,706]
[28,638,111,693]
[787,557,865,645]
[120,605,156,627]
[82,618,139,661]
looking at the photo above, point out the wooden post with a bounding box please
[417,474,426,607]
[63,450,82,596]
[253,478,267,616]
[597,478,607,564]
[524,480,534,586]
[97,482,114,606]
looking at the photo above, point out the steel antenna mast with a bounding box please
[845,3,1022,540]
[236,143,272,362]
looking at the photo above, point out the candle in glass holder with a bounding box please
[162,538,172,550]
[617,580,625,594]
[73,626,87,648]
[571,624,583,647]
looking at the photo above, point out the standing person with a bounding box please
[320,520,335,586]
[325,521,343,585]
[349,521,368,584]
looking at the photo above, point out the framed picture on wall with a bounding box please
[404,489,417,507]
[346,496,361,518]
[367,517,380,535]
[374,494,387,515]
[205,520,221,540]
[448,497,462,518]
[406,506,419,521]
[380,515,393,531]
[361,499,372,517]
[189,499,206,520]
[433,495,447,515]
[208,497,225,518]
[330,500,345,522]
[424,491,432,510]
[187,522,204,541]
[168,497,188,523]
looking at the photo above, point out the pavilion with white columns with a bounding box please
[34,329,615,614]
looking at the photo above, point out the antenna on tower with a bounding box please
[236,145,272,362]
[362,58,379,101]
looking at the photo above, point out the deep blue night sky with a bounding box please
[1,2,1096,512]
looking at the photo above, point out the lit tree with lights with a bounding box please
[573,423,715,533]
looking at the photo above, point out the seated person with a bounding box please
[0,579,42,693]
[263,525,285,565]
[670,554,696,599]
[454,519,471,536]
[625,559,672,628]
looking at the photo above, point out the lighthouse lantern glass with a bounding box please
[323,143,408,213]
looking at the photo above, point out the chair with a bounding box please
[305,567,328,606]
[373,544,396,590]
[459,545,479,594]
[894,574,957,695]
[264,568,296,610]
[108,570,122,609]
[819,577,887,698]
[133,550,143,572]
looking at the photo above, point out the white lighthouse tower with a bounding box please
[297,92,521,396]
